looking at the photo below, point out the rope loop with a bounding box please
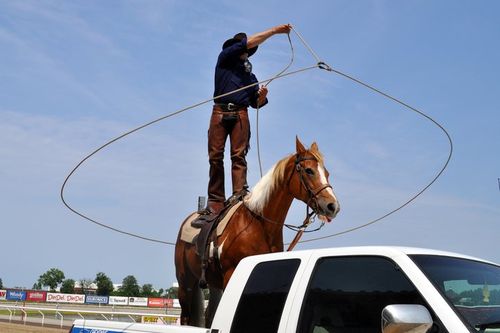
[61,25,453,248]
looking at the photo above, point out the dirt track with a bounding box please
[0,322,68,333]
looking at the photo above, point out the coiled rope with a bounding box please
[60,26,453,246]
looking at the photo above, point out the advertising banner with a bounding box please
[46,293,85,304]
[0,290,6,300]
[26,291,47,302]
[128,297,148,307]
[6,290,26,301]
[85,295,109,305]
[109,296,129,305]
[147,297,169,308]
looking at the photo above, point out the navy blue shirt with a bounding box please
[213,38,268,109]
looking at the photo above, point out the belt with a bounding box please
[214,103,247,111]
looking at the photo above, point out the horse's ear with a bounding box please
[296,136,306,154]
[311,142,319,153]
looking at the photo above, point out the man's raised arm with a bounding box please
[246,24,292,49]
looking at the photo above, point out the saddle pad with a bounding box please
[180,201,243,244]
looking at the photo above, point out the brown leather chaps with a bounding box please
[207,106,250,209]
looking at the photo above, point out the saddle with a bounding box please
[180,200,243,288]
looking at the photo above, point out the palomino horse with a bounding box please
[174,138,340,327]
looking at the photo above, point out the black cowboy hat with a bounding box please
[222,32,258,57]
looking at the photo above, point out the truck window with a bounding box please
[297,256,446,333]
[230,259,300,333]
[411,255,500,332]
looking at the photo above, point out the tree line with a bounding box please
[29,268,178,298]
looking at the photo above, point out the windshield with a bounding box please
[411,255,500,333]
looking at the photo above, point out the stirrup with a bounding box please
[191,208,219,228]
[191,218,208,228]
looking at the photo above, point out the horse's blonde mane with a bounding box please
[244,145,325,213]
[244,154,292,213]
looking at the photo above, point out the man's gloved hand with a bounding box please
[257,85,268,106]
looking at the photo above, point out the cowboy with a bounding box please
[192,24,292,228]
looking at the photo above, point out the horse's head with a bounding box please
[288,137,340,221]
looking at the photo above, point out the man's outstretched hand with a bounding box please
[273,24,292,34]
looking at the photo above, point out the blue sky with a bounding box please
[1,1,499,290]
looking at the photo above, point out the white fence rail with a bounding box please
[0,304,180,328]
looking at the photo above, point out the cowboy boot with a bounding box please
[191,201,224,228]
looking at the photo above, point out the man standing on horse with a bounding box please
[192,24,292,227]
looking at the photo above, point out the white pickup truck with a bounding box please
[71,246,500,333]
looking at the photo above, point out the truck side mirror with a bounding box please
[381,304,433,333]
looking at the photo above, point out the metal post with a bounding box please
[198,196,206,211]
[38,310,45,326]
[56,311,63,328]
[22,301,26,323]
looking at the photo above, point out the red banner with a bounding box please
[147,298,171,308]
[26,291,47,302]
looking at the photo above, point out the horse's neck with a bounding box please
[246,158,295,249]
[261,188,294,226]
[258,178,294,250]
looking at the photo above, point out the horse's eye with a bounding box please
[305,168,315,176]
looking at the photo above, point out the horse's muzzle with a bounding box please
[315,198,340,221]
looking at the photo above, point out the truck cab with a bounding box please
[210,246,500,333]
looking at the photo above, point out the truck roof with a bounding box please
[240,246,496,265]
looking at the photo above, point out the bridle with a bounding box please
[285,153,334,251]
[289,154,333,217]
